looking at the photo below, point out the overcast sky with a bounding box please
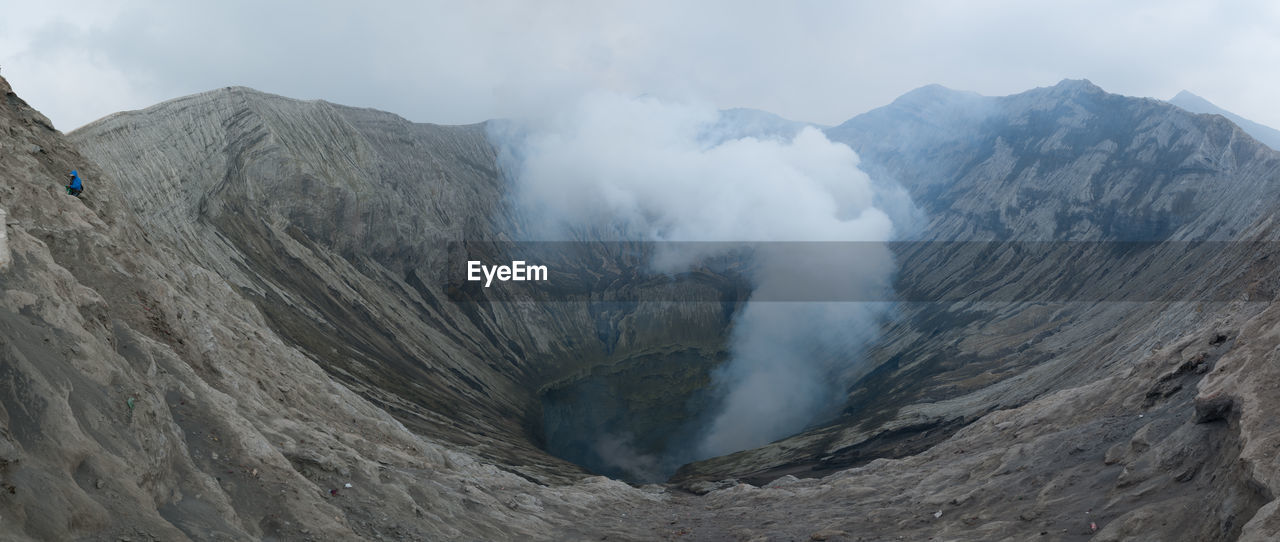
[3,1,1279,131]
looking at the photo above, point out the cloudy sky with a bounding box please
[3,1,1279,131]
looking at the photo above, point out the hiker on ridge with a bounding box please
[66,170,82,197]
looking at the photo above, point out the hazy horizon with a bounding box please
[4,1,1280,132]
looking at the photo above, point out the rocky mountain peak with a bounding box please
[1172,89,1208,104]
[1043,77,1105,95]
[889,83,974,105]
[876,83,990,118]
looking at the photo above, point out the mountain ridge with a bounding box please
[828,78,1280,240]
[1169,89,1280,150]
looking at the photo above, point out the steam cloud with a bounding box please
[497,92,910,473]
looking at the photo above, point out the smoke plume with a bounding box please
[496,92,910,470]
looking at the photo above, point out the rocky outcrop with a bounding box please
[0,207,10,270]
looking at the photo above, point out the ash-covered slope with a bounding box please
[683,79,1280,477]
[0,77,672,541]
[70,87,738,484]
[673,80,1280,540]
[20,75,1280,541]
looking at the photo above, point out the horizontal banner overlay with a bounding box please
[439,241,1280,303]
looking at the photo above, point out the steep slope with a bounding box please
[671,81,1280,540]
[1,76,674,541]
[1170,90,1280,151]
[70,87,740,484]
[34,75,1280,541]
[831,80,1280,240]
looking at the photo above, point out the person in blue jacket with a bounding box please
[66,170,82,196]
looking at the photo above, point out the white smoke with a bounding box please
[500,92,908,464]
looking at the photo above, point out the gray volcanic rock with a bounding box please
[1,76,670,540]
[1170,90,1280,151]
[672,80,1280,540]
[70,86,738,485]
[2,73,1279,542]
[830,79,1280,240]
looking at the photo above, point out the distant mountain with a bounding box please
[710,107,817,141]
[1169,90,1280,150]
[827,79,1280,241]
[681,79,1280,510]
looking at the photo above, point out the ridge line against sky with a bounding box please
[3,0,1279,131]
